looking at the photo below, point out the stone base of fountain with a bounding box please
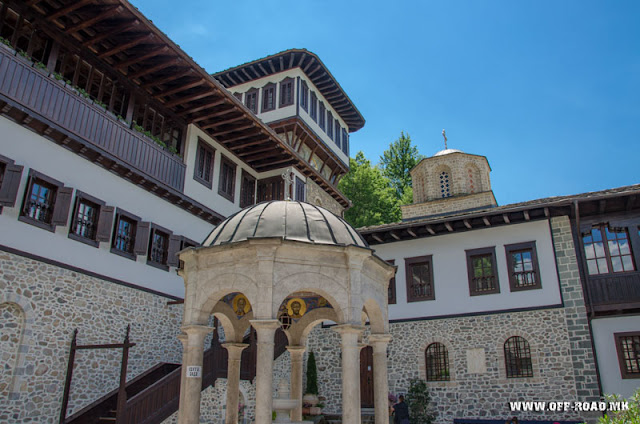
[273,379,313,424]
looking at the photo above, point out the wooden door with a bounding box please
[360,346,374,408]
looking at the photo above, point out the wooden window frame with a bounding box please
[615,331,640,379]
[582,224,636,275]
[318,101,326,131]
[280,77,294,107]
[147,223,173,271]
[257,176,284,202]
[68,191,106,248]
[110,208,141,261]
[425,342,450,381]
[505,241,542,291]
[341,128,349,155]
[466,246,500,296]
[300,81,309,111]
[0,153,24,210]
[245,88,259,114]
[387,259,396,304]
[310,91,318,122]
[193,138,215,189]
[294,176,305,202]
[240,170,256,208]
[19,169,72,232]
[218,155,237,202]
[261,83,276,113]
[405,255,435,302]
[327,112,333,140]
[504,336,534,378]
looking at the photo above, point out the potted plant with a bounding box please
[303,351,320,408]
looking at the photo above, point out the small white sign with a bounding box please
[186,366,202,378]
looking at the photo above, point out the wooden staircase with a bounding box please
[63,327,288,424]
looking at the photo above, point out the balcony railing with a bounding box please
[586,271,640,311]
[0,47,185,191]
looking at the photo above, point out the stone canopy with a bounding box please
[176,201,395,424]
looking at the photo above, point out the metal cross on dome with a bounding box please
[281,167,294,201]
[442,129,448,150]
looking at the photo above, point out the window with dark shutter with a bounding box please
[295,177,305,202]
[318,102,326,130]
[240,171,256,208]
[466,247,500,295]
[178,237,199,269]
[193,138,215,189]
[327,112,333,140]
[310,92,317,121]
[583,224,636,274]
[95,206,115,243]
[110,208,141,260]
[300,81,309,111]
[261,83,276,113]
[280,78,294,107]
[233,92,243,101]
[245,89,258,113]
[167,235,183,268]
[68,191,107,247]
[218,156,237,202]
[405,255,435,302]
[387,259,396,304]
[147,224,172,271]
[335,122,342,147]
[19,170,71,232]
[341,128,349,155]
[0,156,24,207]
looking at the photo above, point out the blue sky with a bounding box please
[131,0,639,206]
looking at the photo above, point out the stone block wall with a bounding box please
[0,249,184,423]
[401,191,496,220]
[306,177,344,217]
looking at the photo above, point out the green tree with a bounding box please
[406,378,435,424]
[305,351,318,395]
[338,151,400,228]
[379,131,424,201]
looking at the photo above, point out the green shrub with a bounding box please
[305,351,318,395]
[598,389,640,424]
[406,378,435,424]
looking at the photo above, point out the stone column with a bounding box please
[250,320,281,424]
[287,345,306,421]
[177,325,212,424]
[222,343,249,424]
[369,334,392,424]
[333,324,365,424]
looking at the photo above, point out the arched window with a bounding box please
[425,342,450,381]
[466,164,482,194]
[504,336,533,378]
[439,171,451,198]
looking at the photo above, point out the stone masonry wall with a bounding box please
[0,249,184,423]
[401,191,496,220]
[306,177,344,217]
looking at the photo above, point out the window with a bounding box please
[615,332,640,379]
[310,92,317,121]
[295,176,305,202]
[110,209,148,260]
[318,102,326,130]
[466,247,500,295]
[341,128,349,155]
[257,176,284,202]
[583,224,635,275]
[439,170,451,198]
[335,120,341,147]
[177,237,198,269]
[0,155,24,208]
[148,224,173,270]
[19,170,72,232]
[233,92,243,101]
[280,78,294,107]
[245,89,258,113]
[425,343,450,381]
[300,81,309,111]
[505,241,541,291]
[193,139,215,189]
[405,255,435,302]
[240,171,256,208]
[387,259,396,304]
[261,83,276,113]
[504,336,533,378]
[218,156,237,202]
[327,112,333,140]
[68,191,114,247]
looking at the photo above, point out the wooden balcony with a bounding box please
[586,271,640,313]
[0,47,185,192]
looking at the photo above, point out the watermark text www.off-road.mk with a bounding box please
[509,401,629,412]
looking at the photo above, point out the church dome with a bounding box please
[433,148,463,157]
[202,201,368,248]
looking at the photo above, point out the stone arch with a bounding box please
[435,165,453,198]
[189,272,260,325]
[271,273,347,324]
[362,298,385,334]
[497,331,540,381]
[465,162,482,193]
[417,337,456,383]
[0,293,34,397]
[291,308,339,346]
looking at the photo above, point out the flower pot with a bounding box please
[303,394,319,406]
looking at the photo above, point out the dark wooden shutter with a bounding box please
[51,187,73,226]
[0,164,24,206]
[95,206,115,242]
[167,235,182,267]
[134,221,150,256]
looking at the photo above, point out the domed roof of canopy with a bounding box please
[433,148,463,157]
[202,201,368,248]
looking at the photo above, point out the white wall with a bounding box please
[0,117,214,298]
[372,220,563,320]
[591,315,640,398]
[228,68,350,166]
